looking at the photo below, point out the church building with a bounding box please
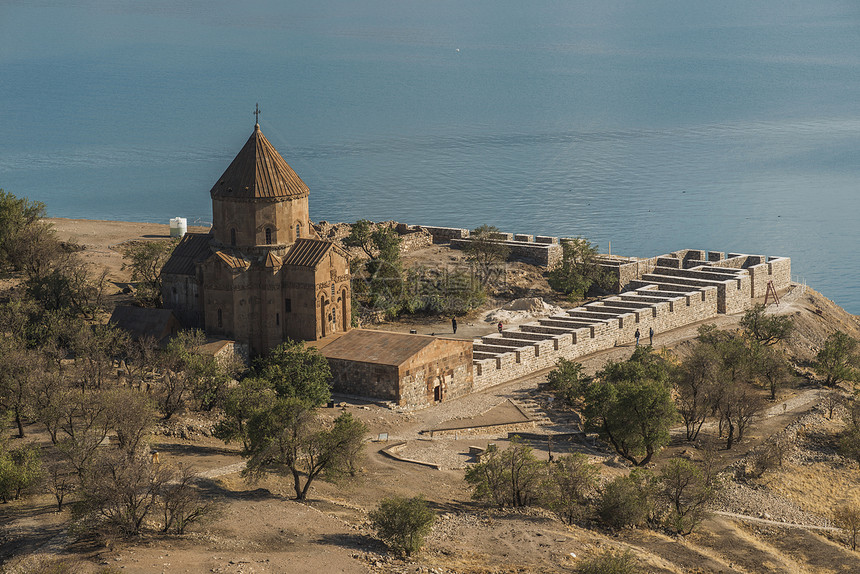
[160,119,351,355]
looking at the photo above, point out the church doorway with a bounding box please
[341,289,348,331]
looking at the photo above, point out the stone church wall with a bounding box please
[397,338,473,409]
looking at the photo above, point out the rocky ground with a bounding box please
[3,219,860,573]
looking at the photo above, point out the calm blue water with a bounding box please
[1,1,859,312]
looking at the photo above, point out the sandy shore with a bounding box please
[46,217,209,282]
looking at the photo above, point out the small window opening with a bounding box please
[296,224,301,238]
[265,227,272,245]
[276,312,280,326]
[217,308,223,328]
[285,298,292,313]
[230,228,236,247]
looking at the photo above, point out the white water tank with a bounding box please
[169,217,187,238]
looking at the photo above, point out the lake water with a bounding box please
[1,1,858,312]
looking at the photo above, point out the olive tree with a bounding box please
[253,340,333,407]
[549,453,598,524]
[369,496,436,557]
[740,303,793,346]
[815,331,860,388]
[465,440,547,508]
[243,398,367,500]
[659,457,719,535]
[122,239,178,307]
[585,348,676,466]
[548,237,610,301]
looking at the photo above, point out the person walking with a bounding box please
[452,316,458,334]
[649,327,654,346]
[634,328,640,347]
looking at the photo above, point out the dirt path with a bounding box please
[711,511,840,533]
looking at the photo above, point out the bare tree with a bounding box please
[159,464,215,534]
[45,459,76,512]
[464,225,509,290]
[674,343,719,441]
[0,337,37,438]
[103,387,157,455]
[835,503,860,551]
[824,391,845,420]
[57,390,113,475]
[77,450,172,537]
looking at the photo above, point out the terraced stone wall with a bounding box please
[472,284,721,391]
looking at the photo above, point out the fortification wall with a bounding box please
[470,247,789,392]
[449,237,562,268]
[416,225,470,243]
[600,256,660,292]
[406,224,564,269]
[472,283,722,391]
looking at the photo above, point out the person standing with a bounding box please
[649,327,654,346]
[452,316,458,334]
[498,321,503,333]
[634,328,640,347]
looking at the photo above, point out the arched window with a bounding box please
[265,227,272,245]
[230,228,236,247]
[295,224,301,238]
[217,308,223,328]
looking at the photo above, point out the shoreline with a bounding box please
[43,217,860,318]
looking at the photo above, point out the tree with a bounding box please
[0,189,61,278]
[463,225,509,289]
[839,401,860,465]
[546,358,590,408]
[834,503,860,551]
[716,379,765,450]
[740,303,793,346]
[674,341,719,441]
[46,459,76,512]
[122,239,178,307]
[754,343,792,401]
[26,258,109,318]
[0,444,42,503]
[659,457,718,535]
[824,391,844,419]
[696,327,765,449]
[548,453,598,524]
[71,322,128,390]
[102,387,157,455]
[75,450,172,537]
[465,440,547,508]
[584,348,676,466]
[369,496,436,557]
[548,237,610,301]
[159,463,215,534]
[243,398,367,500]
[214,377,276,450]
[597,470,655,529]
[815,331,860,388]
[254,340,332,407]
[0,336,37,438]
[155,330,218,418]
[347,222,407,318]
[57,390,114,476]
[343,219,377,259]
